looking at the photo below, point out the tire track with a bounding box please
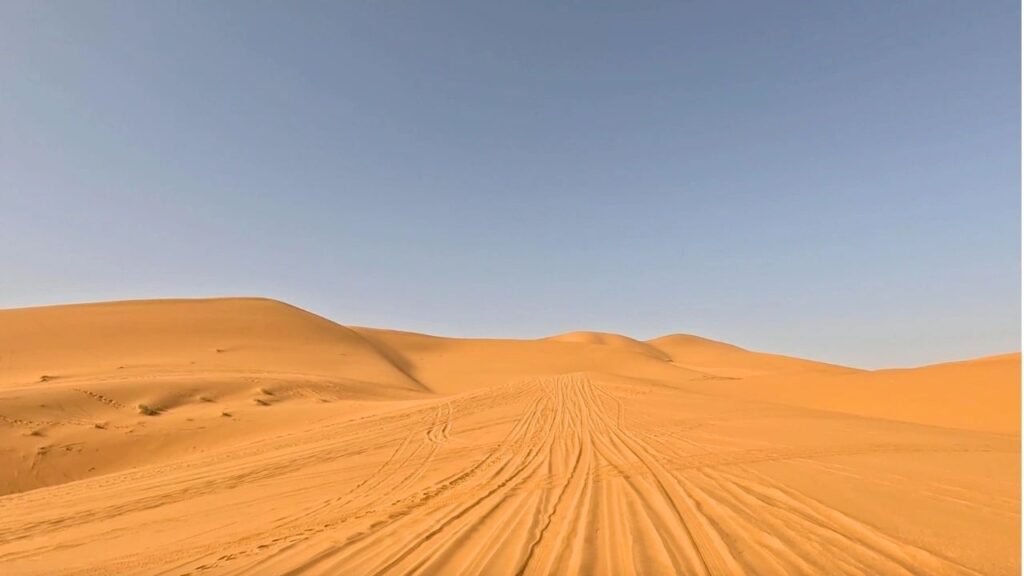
[2,374,1013,576]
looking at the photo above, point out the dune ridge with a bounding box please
[0,297,1018,575]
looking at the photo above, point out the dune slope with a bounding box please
[704,353,1021,434]
[647,333,859,378]
[0,298,1018,575]
[0,297,426,394]
[0,298,428,494]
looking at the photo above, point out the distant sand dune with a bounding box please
[0,298,1018,574]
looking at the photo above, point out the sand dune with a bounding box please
[0,298,1018,575]
[0,298,427,395]
[704,353,1021,434]
[647,333,859,378]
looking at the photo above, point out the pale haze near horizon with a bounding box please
[1,1,1019,368]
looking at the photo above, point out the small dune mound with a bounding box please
[647,333,747,352]
[544,331,671,361]
[647,333,855,378]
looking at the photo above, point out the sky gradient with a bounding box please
[1,1,1019,368]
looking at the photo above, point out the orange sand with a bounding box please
[0,298,1018,574]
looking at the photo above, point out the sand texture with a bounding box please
[0,298,1018,575]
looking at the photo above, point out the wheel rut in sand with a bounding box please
[0,375,1005,576]
[183,374,988,576]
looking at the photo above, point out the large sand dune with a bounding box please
[0,298,1018,575]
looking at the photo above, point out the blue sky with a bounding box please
[1,1,1019,368]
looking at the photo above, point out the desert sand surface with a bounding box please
[0,298,1018,575]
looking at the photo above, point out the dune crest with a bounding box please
[545,331,673,361]
[0,298,1018,575]
[0,297,427,394]
[648,333,858,378]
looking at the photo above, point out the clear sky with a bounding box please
[1,1,1019,368]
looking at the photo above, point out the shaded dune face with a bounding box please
[0,298,1018,575]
